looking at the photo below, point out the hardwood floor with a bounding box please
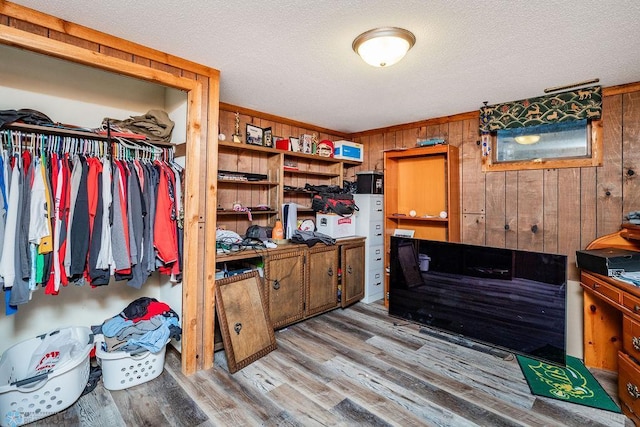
[32,302,631,426]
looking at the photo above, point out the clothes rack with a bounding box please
[0,123,183,315]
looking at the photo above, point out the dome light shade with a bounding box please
[352,27,416,67]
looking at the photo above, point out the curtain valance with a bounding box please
[480,86,601,133]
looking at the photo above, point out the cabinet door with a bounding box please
[341,242,365,307]
[306,245,339,316]
[264,250,305,328]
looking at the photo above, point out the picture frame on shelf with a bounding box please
[246,124,264,146]
[263,127,273,147]
[290,136,301,152]
[301,134,313,154]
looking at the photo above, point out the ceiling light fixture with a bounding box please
[352,27,416,67]
[514,135,541,145]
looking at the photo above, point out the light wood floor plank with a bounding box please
[27,302,629,427]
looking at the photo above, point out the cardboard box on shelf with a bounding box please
[316,213,356,238]
[334,140,363,162]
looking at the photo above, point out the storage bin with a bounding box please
[0,327,94,427]
[95,336,168,391]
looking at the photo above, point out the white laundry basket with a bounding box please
[95,335,168,391]
[0,327,94,427]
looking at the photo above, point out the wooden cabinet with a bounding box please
[383,145,460,306]
[306,245,340,316]
[263,249,306,328]
[341,241,366,307]
[220,237,364,332]
[581,224,640,423]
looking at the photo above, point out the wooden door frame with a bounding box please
[0,22,218,375]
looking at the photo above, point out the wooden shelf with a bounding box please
[217,179,278,186]
[216,210,277,216]
[218,140,361,165]
[284,169,340,178]
[386,216,449,223]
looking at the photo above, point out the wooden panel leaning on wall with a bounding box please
[0,1,220,375]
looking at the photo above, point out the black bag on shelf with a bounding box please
[311,193,359,217]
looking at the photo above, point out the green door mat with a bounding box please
[517,354,621,413]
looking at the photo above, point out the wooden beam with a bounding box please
[202,77,221,370]
[0,24,199,90]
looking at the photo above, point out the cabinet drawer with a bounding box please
[618,351,640,416]
[624,315,640,360]
[370,197,384,221]
[623,292,640,317]
[365,269,384,288]
[369,221,384,246]
[581,273,621,304]
[368,245,384,266]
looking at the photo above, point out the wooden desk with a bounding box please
[582,224,640,424]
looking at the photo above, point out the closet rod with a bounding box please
[3,122,173,147]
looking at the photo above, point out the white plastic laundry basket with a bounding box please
[95,335,168,391]
[0,327,94,427]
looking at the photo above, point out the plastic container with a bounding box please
[95,336,168,391]
[419,254,431,272]
[0,327,94,427]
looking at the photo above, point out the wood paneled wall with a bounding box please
[351,89,640,281]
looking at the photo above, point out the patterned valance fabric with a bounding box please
[480,86,601,133]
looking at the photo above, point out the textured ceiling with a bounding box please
[9,0,640,133]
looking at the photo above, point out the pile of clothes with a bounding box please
[93,297,181,354]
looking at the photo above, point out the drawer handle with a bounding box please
[633,336,640,351]
[592,283,600,290]
[635,304,640,313]
[273,280,281,290]
[327,267,334,277]
[628,383,640,400]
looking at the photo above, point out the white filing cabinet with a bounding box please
[354,194,384,303]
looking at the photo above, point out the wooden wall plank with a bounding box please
[484,172,505,248]
[516,170,544,252]
[557,168,581,281]
[203,76,220,370]
[461,119,484,218]
[598,95,624,236]
[580,166,597,250]
[542,169,558,254]
[462,214,485,245]
[622,92,640,215]
[504,171,518,249]
[368,133,384,173]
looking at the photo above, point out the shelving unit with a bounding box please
[217,140,360,234]
[383,145,460,306]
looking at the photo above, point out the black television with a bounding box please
[389,237,567,366]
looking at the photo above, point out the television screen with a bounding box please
[389,237,567,365]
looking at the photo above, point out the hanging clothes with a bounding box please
[0,128,184,314]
